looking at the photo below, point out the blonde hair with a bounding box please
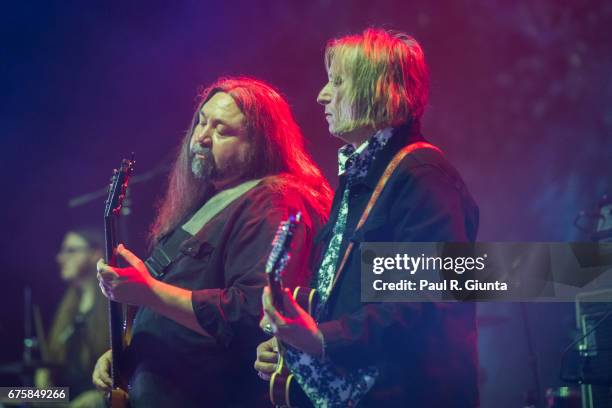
[325,28,429,132]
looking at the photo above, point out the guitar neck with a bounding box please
[104,216,128,390]
[268,275,286,313]
[104,217,117,266]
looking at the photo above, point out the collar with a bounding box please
[337,128,393,186]
[347,121,425,190]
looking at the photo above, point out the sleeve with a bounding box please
[318,163,478,366]
[318,302,423,367]
[190,190,314,346]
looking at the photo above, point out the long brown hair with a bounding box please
[150,76,332,243]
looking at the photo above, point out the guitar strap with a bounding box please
[145,178,262,278]
[182,178,262,235]
[326,142,442,297]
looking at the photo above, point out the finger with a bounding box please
[116,244,146,270]
[95,378,111,392]
[93,368,111,391]
[96,262,127,283]
[254,360,278,375]
[98,267,121,285]
[281,288,301,319]
[98,280,111,299]
[257,351,279,364]
[257,371,272,381]
[262,309,285,333]
[97,271,114,286]
[259,314,269,330]
[97,261,120,279]
[96,259,107,273]
[99,355,113,386]
[98,268,120,280]
[260,315,275,335]
[261,286,274,310]
[262,288,290,333]
[264,337,278,353]
[262,287,281,318]
[97,274,114,294]
[257,337,279,352]
[100,371,112,388]
[93,375,109,392]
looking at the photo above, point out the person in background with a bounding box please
[36,228,108,408]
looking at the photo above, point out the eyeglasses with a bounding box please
[57,246,91,256]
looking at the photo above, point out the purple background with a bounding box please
[1,1,611,406]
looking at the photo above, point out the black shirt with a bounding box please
[127,178,324,408]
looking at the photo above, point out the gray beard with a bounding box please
[191,147,255,187]
[191,148,216,181]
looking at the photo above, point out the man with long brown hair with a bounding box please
[92,77,332,407]
[256,28,479,407]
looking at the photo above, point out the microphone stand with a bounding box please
[67,160,171,208]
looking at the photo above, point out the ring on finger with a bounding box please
[262,322,274,335]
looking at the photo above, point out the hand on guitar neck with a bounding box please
[260,286,324,358]
[96,244,207,336]
[97,244,158,307]
[258,213,324,407]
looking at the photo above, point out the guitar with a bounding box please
[103,155,135,408]
[265,213,316,407]
[265,214,378,408]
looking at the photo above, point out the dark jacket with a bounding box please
[313,124,480,407]
[128,178,325,408]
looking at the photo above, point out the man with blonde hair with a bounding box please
[256,28,480,407]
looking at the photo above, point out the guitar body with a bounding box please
[269,354,296,408]
[109,388,129,408]
[104,156,135,408]
[269,287,318,408]
[265,214,318,407]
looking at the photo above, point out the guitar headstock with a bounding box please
[104,154,135,220]
[265,212,302,284]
